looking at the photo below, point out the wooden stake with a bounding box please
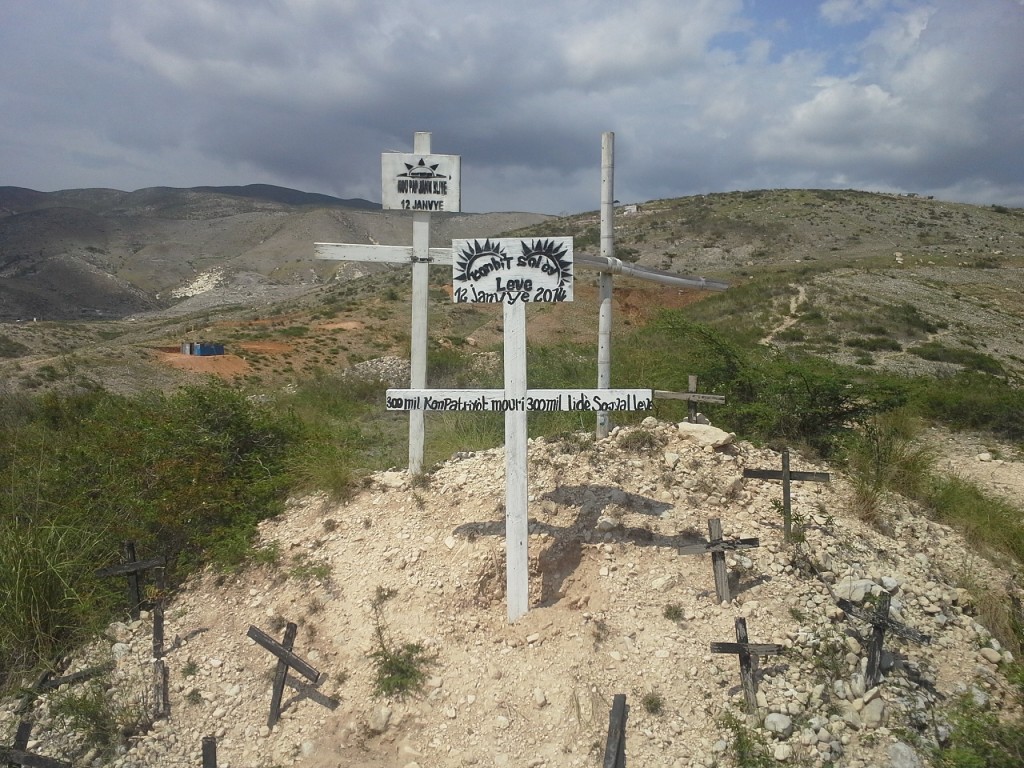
[711,618,784,713]
[602,693,627,768]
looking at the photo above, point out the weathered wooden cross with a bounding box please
[5,663,114,768]
[742,447,830,542]
[677,518,759,603]
[316,131,460,474]
[1,721,70,768]
[386,237,657,622]
[837,593,931,687]
[655,375,726,423]
[0,742,71,768]
[247,623,323,728]
[711,617,785,713]
[94,541,166,619]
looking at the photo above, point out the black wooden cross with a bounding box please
[742,447,830,542]
[0,747,71,768]
[247,623,322,728]
[837,593,931,687]
[654,375,726,423]
[711,617,785,713]
[602,693,628,768]
[677,518,759,603]
[34,662,113,695]
[4,719,34,768]
[1,721,70,768]
[94,541,166,619]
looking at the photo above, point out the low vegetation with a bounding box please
[3,189,1024,762]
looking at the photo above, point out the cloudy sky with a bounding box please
[2,0,1022,214]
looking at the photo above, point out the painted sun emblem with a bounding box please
[400,158,444,178]
[454,239,508,283]
[520,238,572,286]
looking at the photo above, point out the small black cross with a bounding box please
[711,617,785,713]
[837,593,931,687]
[0,748,71,768]
[247,623,322,728]
[742,448,830,542]
[94,541,166,619]
[677,518,759,603]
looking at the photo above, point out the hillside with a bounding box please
[0,189,1022,397]
[2,420,1021,767]
[0,185,551,321]
[2,187,1024,767]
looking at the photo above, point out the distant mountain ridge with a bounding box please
[0,184,550,320]
[0,184,379,217]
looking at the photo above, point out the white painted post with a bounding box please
[316,132,461,474]
[503,300,529,621]
[409,131,431,474]
[596,132,615,440]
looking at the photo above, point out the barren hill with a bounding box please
[0,185,551,321]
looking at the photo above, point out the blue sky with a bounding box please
[1,0,1021,214]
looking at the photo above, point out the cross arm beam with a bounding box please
[94,557,166,578]
[314,242,453,265]
[710,642,785,656]
[836,599,932,644]
[653,390,726,404]
[246,625,321,683]
[677,537,760,556]
[0,747,72,768]
[742,469,831,483]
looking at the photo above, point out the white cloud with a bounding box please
[1,0,1022,211]
[819,0,891,26]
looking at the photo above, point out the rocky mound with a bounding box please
[2,419,1020,768]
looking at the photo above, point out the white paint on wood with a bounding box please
[596,132,615,440]
[504,300,529,622]
[385,388,654,412]
[451,237,573,304]
[314,243,453,264]
[381,151,461,212]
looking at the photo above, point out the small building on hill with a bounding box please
[181,341,225,356]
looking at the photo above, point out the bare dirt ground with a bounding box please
[5,419,1021,768]
[918,427,1024,506]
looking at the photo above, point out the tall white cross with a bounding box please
[387,237,656,622]
[315,132,460,473]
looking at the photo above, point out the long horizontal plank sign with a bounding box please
[386,389,653,413]
[386,237,654,622]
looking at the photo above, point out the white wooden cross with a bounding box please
[386,237,655,622]
[315,132,460,474]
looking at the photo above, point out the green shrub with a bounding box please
[908,342,1004,375]
[909,372,1024,441]
[935,693,1024,767]
[845,336,902,352]
[0,381,304,688]
[369,587,433,698]
[0,334,29,358]
[844,410,934,525]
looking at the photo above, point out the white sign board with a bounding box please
[381,153,461,212]
[386,388,654,412]
[452,238,573,304]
